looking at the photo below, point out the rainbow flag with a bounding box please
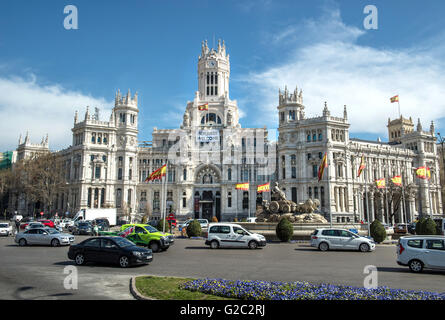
[391,175,402,186]
[390,95,399,103]
[357,155,366,178]
[198,103,209,111]
[376,178,386,189]
[317,153,328,182]
[257,183,270,193]
[416,166,431,180]
[145,164,167,182]
[236,182,249,191]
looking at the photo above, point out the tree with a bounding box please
[415,217,436,235]
[23,152,66,214]
[370,220,386,243]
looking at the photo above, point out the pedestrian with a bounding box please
[93,223,99,236]
[15,219,20,235]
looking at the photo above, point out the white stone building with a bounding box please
[12,40,443,223]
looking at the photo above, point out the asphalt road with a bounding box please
[0,235,444,300]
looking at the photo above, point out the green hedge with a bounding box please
[186,219,202,238]
[276,217,294,242]
[370,220,386,243]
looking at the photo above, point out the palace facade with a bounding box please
[12,40,444,224]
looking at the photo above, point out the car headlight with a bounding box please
[132,251,143,257]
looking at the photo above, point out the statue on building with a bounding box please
[183,112,190,127]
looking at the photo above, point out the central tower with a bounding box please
[197,39,230,101]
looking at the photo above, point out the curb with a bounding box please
[129,276,157,300]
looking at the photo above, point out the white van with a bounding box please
[397,235,445,272]
[205,223,266,249]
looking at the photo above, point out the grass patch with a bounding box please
[135,276,233,300]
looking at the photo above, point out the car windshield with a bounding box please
[142,225,158,233]
[113,237,135,247]
[79,222,90,227]
[0,224,8,228]
[46,228,59,234]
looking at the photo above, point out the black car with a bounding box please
[72,221,93,235]
[68,236,153,268]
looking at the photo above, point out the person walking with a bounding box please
[14,219,21,235]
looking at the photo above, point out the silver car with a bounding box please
[310,228,376,252]
[25,222,45,231]
[15,227,75,247]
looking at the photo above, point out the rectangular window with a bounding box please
[95,166,101,179]
[292,167,296,179]
[118,168,123,180]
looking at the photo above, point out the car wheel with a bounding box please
[248,240,258,249]
[149,241,160,253]
[319,242,329,251]
[19,238,27,246]
[408,259,423,273]
[359,243,370,252]
[119,256,130,268]
[210,240,219,249]
[75,253,85,265]
[51,239,60,247]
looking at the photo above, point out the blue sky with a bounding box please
[1,0,445,150]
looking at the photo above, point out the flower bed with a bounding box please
[179,278,445,300]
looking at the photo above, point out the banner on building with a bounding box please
[196,129,220,143]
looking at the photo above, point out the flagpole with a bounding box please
[365,166,370,236]
[163,164,168,233]
[398,100,401,118]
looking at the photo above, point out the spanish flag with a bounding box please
[357,155,366,178]
[391,175,402,186]
[317,153,328,182]
[390,95,399,103]
[235,182,249,191]
[145,164,167,182]
[198,103,209,111]
[257,183,270,193]
[416,166,431,180]
[376,178,386,189]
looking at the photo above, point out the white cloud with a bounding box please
[0,75,113,151]
[242,8,445,139]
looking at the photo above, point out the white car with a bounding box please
[181,219,209,229]
[310,228,376,252]
[382,224,394,234]
[397,235,445,273]
[60,219,74,229]
[205,223,266,249]
[0,223,13,236]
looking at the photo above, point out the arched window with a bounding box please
[201,113,222,125]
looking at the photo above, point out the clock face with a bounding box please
[208,60,216,68]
